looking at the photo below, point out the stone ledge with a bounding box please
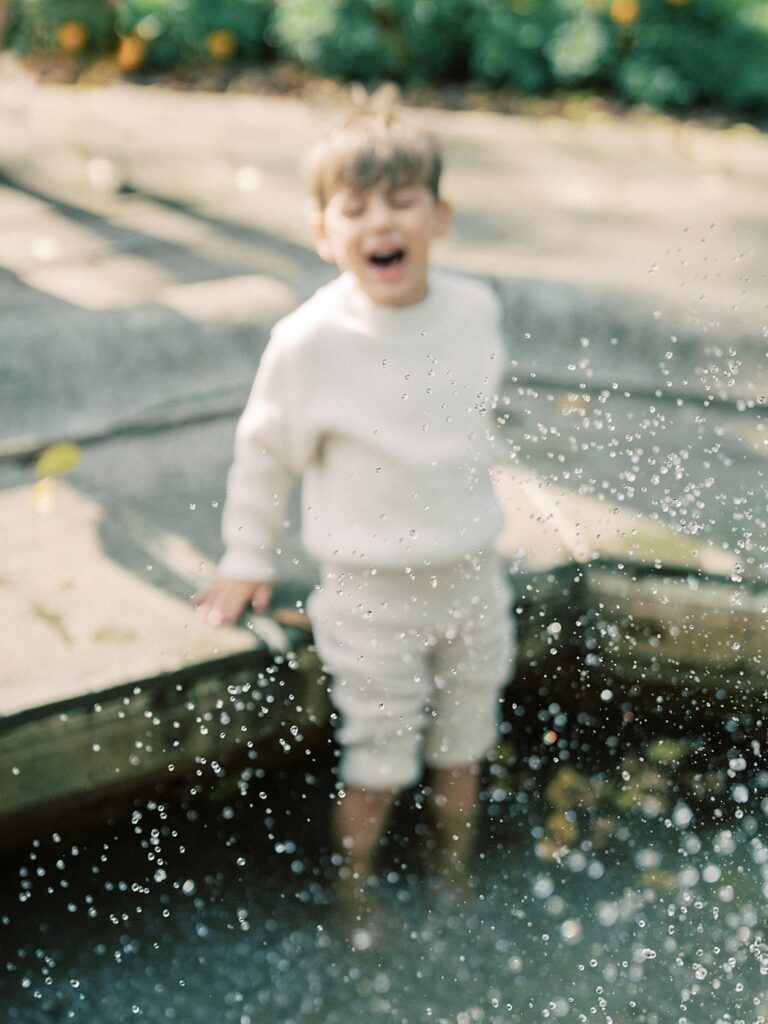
[0,481,256,716]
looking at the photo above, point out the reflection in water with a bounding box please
[2,737,767,1024]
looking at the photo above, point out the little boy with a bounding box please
[195,90,515,905]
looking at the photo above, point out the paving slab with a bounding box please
[0,173,330,449]
[0,480,256,716]
[585,567,768,690]
[492,464,739,578]
[500,385,767,578]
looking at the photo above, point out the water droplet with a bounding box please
[672,802,693,828]
[351,927,373,951]
[597,901,619,927]
[561,919,583,944]
[533,874,555,899]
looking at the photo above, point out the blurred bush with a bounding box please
[400,0,477,83]
[6,0,768,118]
[268,0,405,81]
[116,0,272,70]
[611,0,768,113]
[269,0,478,82]
[8,0,272,69]
[8,0,115,55]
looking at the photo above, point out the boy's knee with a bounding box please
[341,744,422,791]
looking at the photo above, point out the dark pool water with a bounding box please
[2,746,767,1024]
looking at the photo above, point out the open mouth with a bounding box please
[368,248,405,268]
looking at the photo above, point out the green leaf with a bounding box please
[35,442,82,479]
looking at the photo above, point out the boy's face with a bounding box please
[312,181,451,307]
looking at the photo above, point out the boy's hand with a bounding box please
[193,578,273,626]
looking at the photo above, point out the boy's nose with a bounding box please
[366,196,395,229]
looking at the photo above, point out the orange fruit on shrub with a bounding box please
[116,35,147,72]
[56,21,89,53]
[206,29,238,61]
[610,0,639,24]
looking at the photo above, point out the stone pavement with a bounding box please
[1,55,767,828]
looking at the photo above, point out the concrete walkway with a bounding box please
[1,55,766,828]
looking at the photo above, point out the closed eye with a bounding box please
[388,189,418,208]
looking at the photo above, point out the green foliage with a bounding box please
[398,0,477,83]
[269,0,405,80]
[612,0,768,114]
[469,1,561,93]
[35,442,82,478]
[117,0,272,68]
[272,0,768,116]
[271,0,480,83]
[9,0,115,54]
[468,0,768,116]
[6,0,768,118]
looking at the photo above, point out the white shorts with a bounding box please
[308,551,516,789]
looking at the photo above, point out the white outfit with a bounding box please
[220,268,515,786]
[309,552,513,788]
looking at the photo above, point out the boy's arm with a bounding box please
[196,331,315,623]
[482,280,510,457]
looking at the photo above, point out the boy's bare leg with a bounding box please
[333,785,398,919]
[425,762,480,884]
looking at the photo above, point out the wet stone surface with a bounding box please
[2,711,768,1024]
[499,383,767,580]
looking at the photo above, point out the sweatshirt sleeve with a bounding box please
[481,283,510,460]
[218,331,315,582]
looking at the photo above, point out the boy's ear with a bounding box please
[311,212,336,263]
[434,198,452,238]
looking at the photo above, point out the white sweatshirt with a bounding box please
[218,268,506,581]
